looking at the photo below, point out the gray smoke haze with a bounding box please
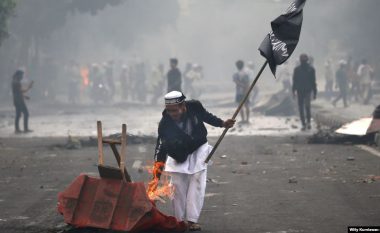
[1,0,379,101]
[51,0,379,82]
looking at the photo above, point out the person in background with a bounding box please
[105,60,115,100]
[183,62,193,94]
[357,59,374,105]
[67,62,80,104]
[150,63,165,104]
[332,60,348,107]
[184,64,202,99]
[346,57,357,103]
[245,61,260,104]
[292,54,317,131]
[120,64,130,101]
[12,69,33,133]
[167,58,182,92]
[324,59,334,100]
[233,60,250,123]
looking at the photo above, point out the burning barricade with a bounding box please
[57,122,186,232]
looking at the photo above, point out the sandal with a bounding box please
[189,222,201,231]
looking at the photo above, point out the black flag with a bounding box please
[259,0,306,76]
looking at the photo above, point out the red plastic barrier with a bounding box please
[58,174,186,232]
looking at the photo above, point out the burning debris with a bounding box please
[57,122,186,232]
[146,161,175,203]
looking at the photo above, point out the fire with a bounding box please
[146,162,174,202]
[80,67,89,87]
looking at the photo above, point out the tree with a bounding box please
[0,0,16,46]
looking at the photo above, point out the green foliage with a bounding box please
[0,0,16,45]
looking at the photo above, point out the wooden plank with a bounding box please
[103,138,121,145]
[110,144,131,182]
[120,124,127,182]
[97,121,104,165]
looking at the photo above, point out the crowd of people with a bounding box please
[10,54,378,133]
[63,58,205,105]
[11,58,204,106]
[275,54,377,130]
[325,58,375,107]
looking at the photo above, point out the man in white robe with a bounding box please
[153,91,235,231]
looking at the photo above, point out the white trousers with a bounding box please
[170,169,207,223]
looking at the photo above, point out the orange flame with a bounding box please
[146,162,174,202]
[80,67,89,87]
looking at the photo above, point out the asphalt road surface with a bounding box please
[0,134,379,233]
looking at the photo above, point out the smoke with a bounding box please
[2,0,379,102]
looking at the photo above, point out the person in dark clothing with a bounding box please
[332,60,348,107]
[152,91,235,231]
[292,54,317,130]
[105,61,115,99]
[167,58,182,92]
[12,70,33,133]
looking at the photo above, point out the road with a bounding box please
[0,133,379,233]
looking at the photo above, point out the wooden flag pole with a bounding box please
[205,60,268,163]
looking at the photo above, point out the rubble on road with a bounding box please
[55,134,156,150]
[288,176,298,184]
[253,91,297,116]
[308,129,375,145]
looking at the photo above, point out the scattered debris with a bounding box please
[346,156,355,161]
[362,177,375,184]
[336,105,380,136]
[205,193,222,198]
[308,129,375,145]
[288,177,298,184]
[53,134,157,150]
[206,178,219,184]
[138,146,147,153]
[220,154,227,159]
[65,136,82,150]
[132,160,143,170]
[254,91,297,116]
[359,175,380,184]
[241,161,248,165]
[12,216,29,220]
[232,203,238,206]
[108,133,157,145]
